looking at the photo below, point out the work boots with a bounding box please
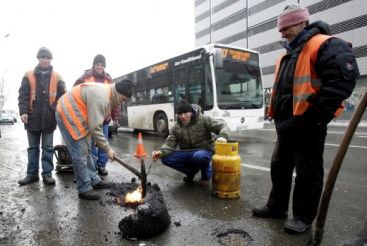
[92,180,112,190]
[78,190,101,200]
[42,175,56,185]
[284,217,311,234]
[252,205,288,219]
[18,176,39,185]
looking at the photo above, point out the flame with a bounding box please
[125,187,143,203]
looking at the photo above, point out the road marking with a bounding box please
[241,163,296,177]
[241,163,270,172]
[328,130,367,136]
[260,128,367,136]
[325,143,367,149]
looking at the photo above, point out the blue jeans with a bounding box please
[56,113,101,193]
[91,123,109,168]
[26,130,54,177]
[161,149,212,180]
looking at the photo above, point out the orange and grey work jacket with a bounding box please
[268,34,343,118]
[56,82,112,141]
[27,70,60,112]
[83,76,110,84]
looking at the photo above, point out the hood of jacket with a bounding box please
[288,21,331,50]
[177,103,202,125]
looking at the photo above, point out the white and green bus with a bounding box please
[114,43,264,137]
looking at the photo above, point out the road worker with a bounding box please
[56,80,132,200]
[152,99,230,186]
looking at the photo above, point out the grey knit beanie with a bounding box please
[37,47,53,59]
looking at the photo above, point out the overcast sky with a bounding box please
[0,0,195,109]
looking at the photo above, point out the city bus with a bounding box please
[114,43,264,137]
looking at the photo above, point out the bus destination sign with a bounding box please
[149,62,169,74]
[221,48,251,62]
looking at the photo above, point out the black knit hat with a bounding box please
[115,79,133,98]
[37,47,53,59]
[93,54,106,67]
[176,99,193,114]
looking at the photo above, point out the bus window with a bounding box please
[188,64,203,105]
[150,72,173,104]
[215,57,263,109]
[174,68,187,100]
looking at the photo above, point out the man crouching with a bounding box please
[152,99,229,186]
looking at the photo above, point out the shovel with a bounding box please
[114,156,147,198]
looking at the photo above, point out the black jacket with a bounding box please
[18,65,66,132]
[272,21,359,131]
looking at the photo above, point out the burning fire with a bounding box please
[125,186,143,204]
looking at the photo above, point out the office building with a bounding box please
[195,0,366,108]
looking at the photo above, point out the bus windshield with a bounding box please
[215,48,263,109]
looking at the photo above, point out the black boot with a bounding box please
[252,205,288,219]
[284,218,311,234]
[42,175,56,185]
[18,176,39,186]
[78,190,101,200]
[92,180,112,190]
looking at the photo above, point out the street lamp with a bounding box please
[0,33,11,112]
[209,0,212,44]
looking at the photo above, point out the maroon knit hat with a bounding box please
[277,5,310,31]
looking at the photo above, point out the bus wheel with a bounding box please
[154,113,169,138]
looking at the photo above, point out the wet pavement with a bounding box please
[0,122,366,245]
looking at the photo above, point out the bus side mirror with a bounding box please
[213,48,223,69]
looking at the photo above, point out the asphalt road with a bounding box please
[0,122,366,245]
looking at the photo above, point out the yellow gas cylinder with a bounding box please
[212,141,241,199]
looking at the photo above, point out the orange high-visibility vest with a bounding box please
[56,82,112,140]
[27,70,59,112]
[83,75,110,84]
[268,34,343,118]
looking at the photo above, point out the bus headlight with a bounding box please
[212,111,220,117]
[222,111,230,117]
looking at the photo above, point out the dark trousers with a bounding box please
[267,122,327,223]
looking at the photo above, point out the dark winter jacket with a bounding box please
[18,65,66,132]
[74,68,120,123]
[159,105,230,157]
[272,21,359,131]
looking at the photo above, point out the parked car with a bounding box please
[108,121,118,138]
[0,114,15,125]
[11,114,17,123]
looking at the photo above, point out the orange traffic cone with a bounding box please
[134,132,148,159]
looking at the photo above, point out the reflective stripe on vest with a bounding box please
[27,70,59,112]
[84,76,109,84]
[56,82,112,140]
[268,34,343,118]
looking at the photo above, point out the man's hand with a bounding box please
[152,150,162,161]
[20,114,28,124]
[216,137,227,143]
[107,149,116,160]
